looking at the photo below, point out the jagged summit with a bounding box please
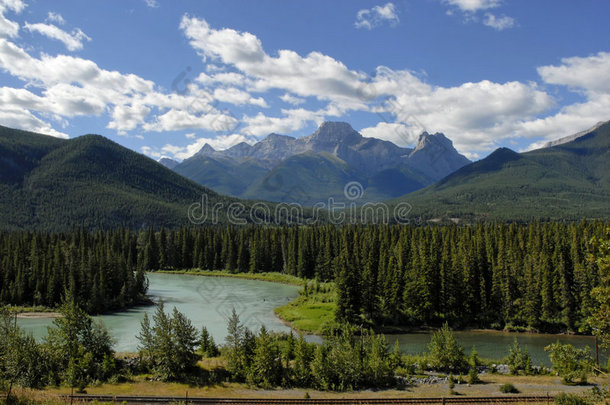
[223,142,253,158]
[407,131,471,180]
[264,133,293,142]
[305,121,361,144]
[196,143,216,156]
[173,121,471,203]
[413,131,453,152]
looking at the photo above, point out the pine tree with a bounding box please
[467,347,480,384]
[293,334,313,387]
[199,326,219,357]
[171,307,200,376]
[587,232,610,348]
[225,308,247,380]
[249,326,282,388]
[427,322,466,372]
[136,312,154,368]
[335,233,361,324]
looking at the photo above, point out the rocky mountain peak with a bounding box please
[407,131,471,180]
[224,142,253,158]
[196,143,216,156]
[158,157,178,169]
[306,121,361,145]
[260,133,295,145]
[414,131,453,152]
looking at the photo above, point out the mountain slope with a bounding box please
[394,121,610,220]
[242,152,356,205]
[174,121,470,203]
[174,154,268,196]
[0,126,244,230]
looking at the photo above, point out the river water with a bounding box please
[388,331,605,368]
[17,272,606,366]
[18,272,300,352]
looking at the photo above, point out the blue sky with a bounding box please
[1,0,609,161]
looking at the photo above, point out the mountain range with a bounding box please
[0,119,608,231]
[164,122,471,205]
[395,120,610,221]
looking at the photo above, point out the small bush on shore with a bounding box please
[499,383,519,393]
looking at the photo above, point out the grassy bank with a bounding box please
[156,269,336,335]
[156,269,306,286]
[274,280,337,335]
[2,305,58,314]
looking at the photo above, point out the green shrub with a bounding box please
[584,386,609,403]
[545,342,593,385]
[499,383,519,393]
[394,366,414,377]
[554,393,591,405]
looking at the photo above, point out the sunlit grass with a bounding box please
[156,269,305,286]
[275,281,337,334]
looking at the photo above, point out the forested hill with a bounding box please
[394,120,610,221]
[0,125,248,231]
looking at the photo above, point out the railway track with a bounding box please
[62,394,554,405]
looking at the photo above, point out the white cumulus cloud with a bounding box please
[24,22,90,51]
[46,12,65,25]
[180,15,367,105]
[355,3,399,30]
[0,0,25,38]
[443,0,501,12]
[483,13,515,30]
[280,93,306,105]
[360,122,418,147]
[143,0,159,8]
[242,109,323,137]
[517,53,610,147]
[442,0,515,30]
[537,51,610,95]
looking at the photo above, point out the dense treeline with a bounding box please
[0,228,147,313]
[0,222,607,330]
[135,221,606,332]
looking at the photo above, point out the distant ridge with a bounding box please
[394,120,610,220]
[541,121,606,148]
